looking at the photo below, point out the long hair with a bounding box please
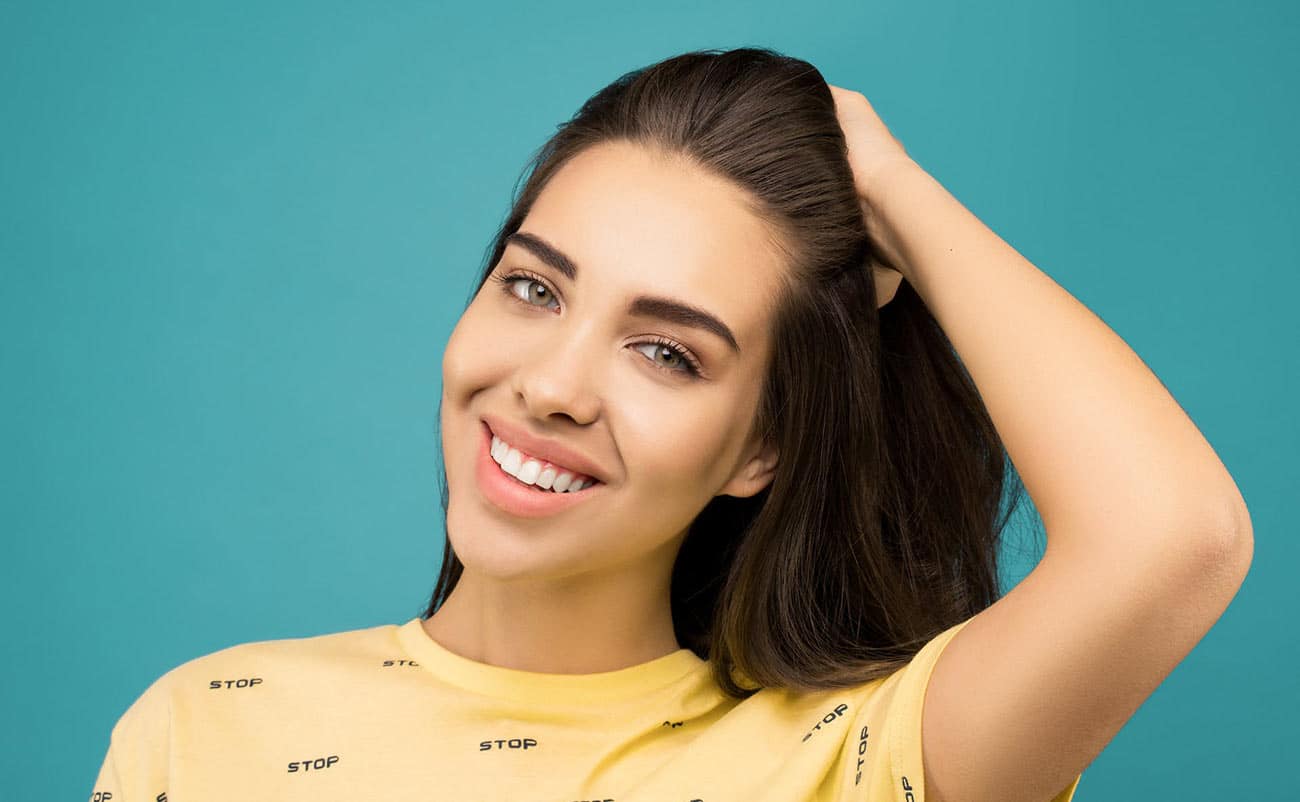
[423,47,1029,699]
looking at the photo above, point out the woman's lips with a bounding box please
[488,431,598,489]
[475,421,604,518]
[480,413,608,484]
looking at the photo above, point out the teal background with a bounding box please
[3,1,1295,798]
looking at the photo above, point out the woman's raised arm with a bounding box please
[831,84,1252,802]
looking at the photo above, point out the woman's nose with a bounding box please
[509,325,603,425]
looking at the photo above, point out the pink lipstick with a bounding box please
[475,421,605,518]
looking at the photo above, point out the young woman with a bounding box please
[91,48,1252,802]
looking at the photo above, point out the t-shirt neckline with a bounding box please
[395,617,707,705]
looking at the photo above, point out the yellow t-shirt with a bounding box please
[90,616,1083,802]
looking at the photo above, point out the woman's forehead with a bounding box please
[514,143,789,350]
[531,142,773,255]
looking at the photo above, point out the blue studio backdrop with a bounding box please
[2,1,1295,798]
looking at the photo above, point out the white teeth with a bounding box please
[501,449,522,475]
[536,466,557,490]
[490,433,595,493]
[517,459,542,484]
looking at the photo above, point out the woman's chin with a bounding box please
[443,505,575,579]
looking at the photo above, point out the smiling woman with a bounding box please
[423,55,959,701]
[89,45,1247,802]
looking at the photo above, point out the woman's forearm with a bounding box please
[865,159,1251,559]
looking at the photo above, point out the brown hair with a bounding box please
[424,47,1031,699]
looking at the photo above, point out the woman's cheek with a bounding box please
[623,406,727,491]
[442,307,503,389]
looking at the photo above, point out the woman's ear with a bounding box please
[874,262,905,308]
[717,438,779,499]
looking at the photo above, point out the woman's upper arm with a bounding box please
[920,524,1251,802]
[91,669,176,801]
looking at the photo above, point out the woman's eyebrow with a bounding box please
[505,230,742,355]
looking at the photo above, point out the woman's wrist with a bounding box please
[858,158,929,282]
[858,156,926,207]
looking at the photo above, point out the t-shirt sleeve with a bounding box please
[88,671,174,802]
[837,617,1083,802]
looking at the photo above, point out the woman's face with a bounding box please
[440,140,786,584]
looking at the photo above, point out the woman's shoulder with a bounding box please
[175,619,401,676]
[112,619,405,730]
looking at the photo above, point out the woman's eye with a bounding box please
[631,340,703,378]
[495,271,559,310]
[490,269,703,379]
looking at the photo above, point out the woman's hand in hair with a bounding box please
[827,83,914,307]
[826,83,915,200]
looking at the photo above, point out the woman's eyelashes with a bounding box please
[630,336,704,378]
[492,268,561,312]
[489,269,705,379]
